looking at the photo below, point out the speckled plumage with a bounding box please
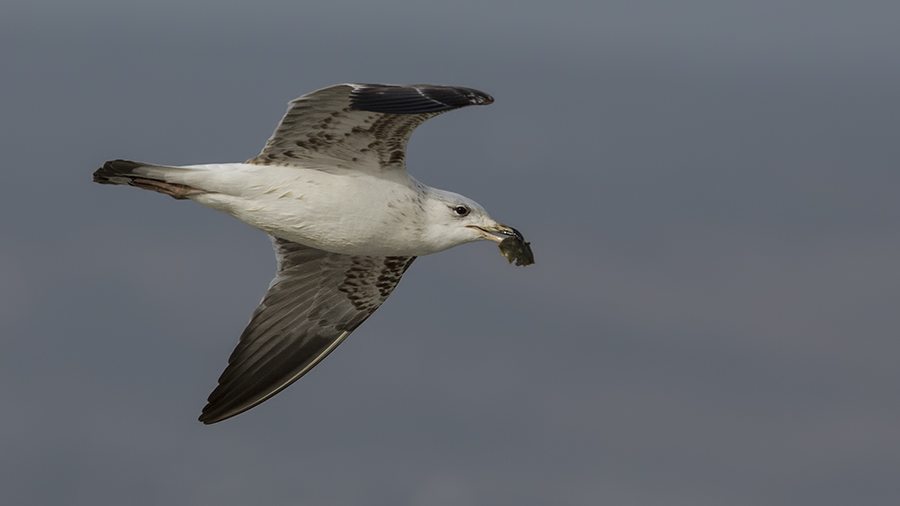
[200,238,415,423]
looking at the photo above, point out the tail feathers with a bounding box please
[93,159,205,200]
[93,159,167,185]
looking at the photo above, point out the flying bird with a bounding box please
[93,83,533,424]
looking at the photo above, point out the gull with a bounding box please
[93,83,532,424]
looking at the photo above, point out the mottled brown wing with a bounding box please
[247,83,493,171]
[199,236,415,424]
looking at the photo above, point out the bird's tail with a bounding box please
[92,159,175,185]
[93,159,205,200]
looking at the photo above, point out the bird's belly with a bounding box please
[189,167,428,256]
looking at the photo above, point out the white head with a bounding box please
[419,187,521,255]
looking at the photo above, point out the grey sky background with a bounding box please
[2,1,899,505]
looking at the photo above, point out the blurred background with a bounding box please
[2,1,899,505]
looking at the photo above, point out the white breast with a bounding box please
[179,163,433,256]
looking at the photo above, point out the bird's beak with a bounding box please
[468,222,523,243]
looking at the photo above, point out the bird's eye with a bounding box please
[453,205,470,217]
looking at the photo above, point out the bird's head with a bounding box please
[421,188,531,264]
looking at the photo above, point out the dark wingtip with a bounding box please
[198,404,229,425]
[349,84,493,114]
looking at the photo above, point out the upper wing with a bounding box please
[247,83,493,172]
[199,236,415,424]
